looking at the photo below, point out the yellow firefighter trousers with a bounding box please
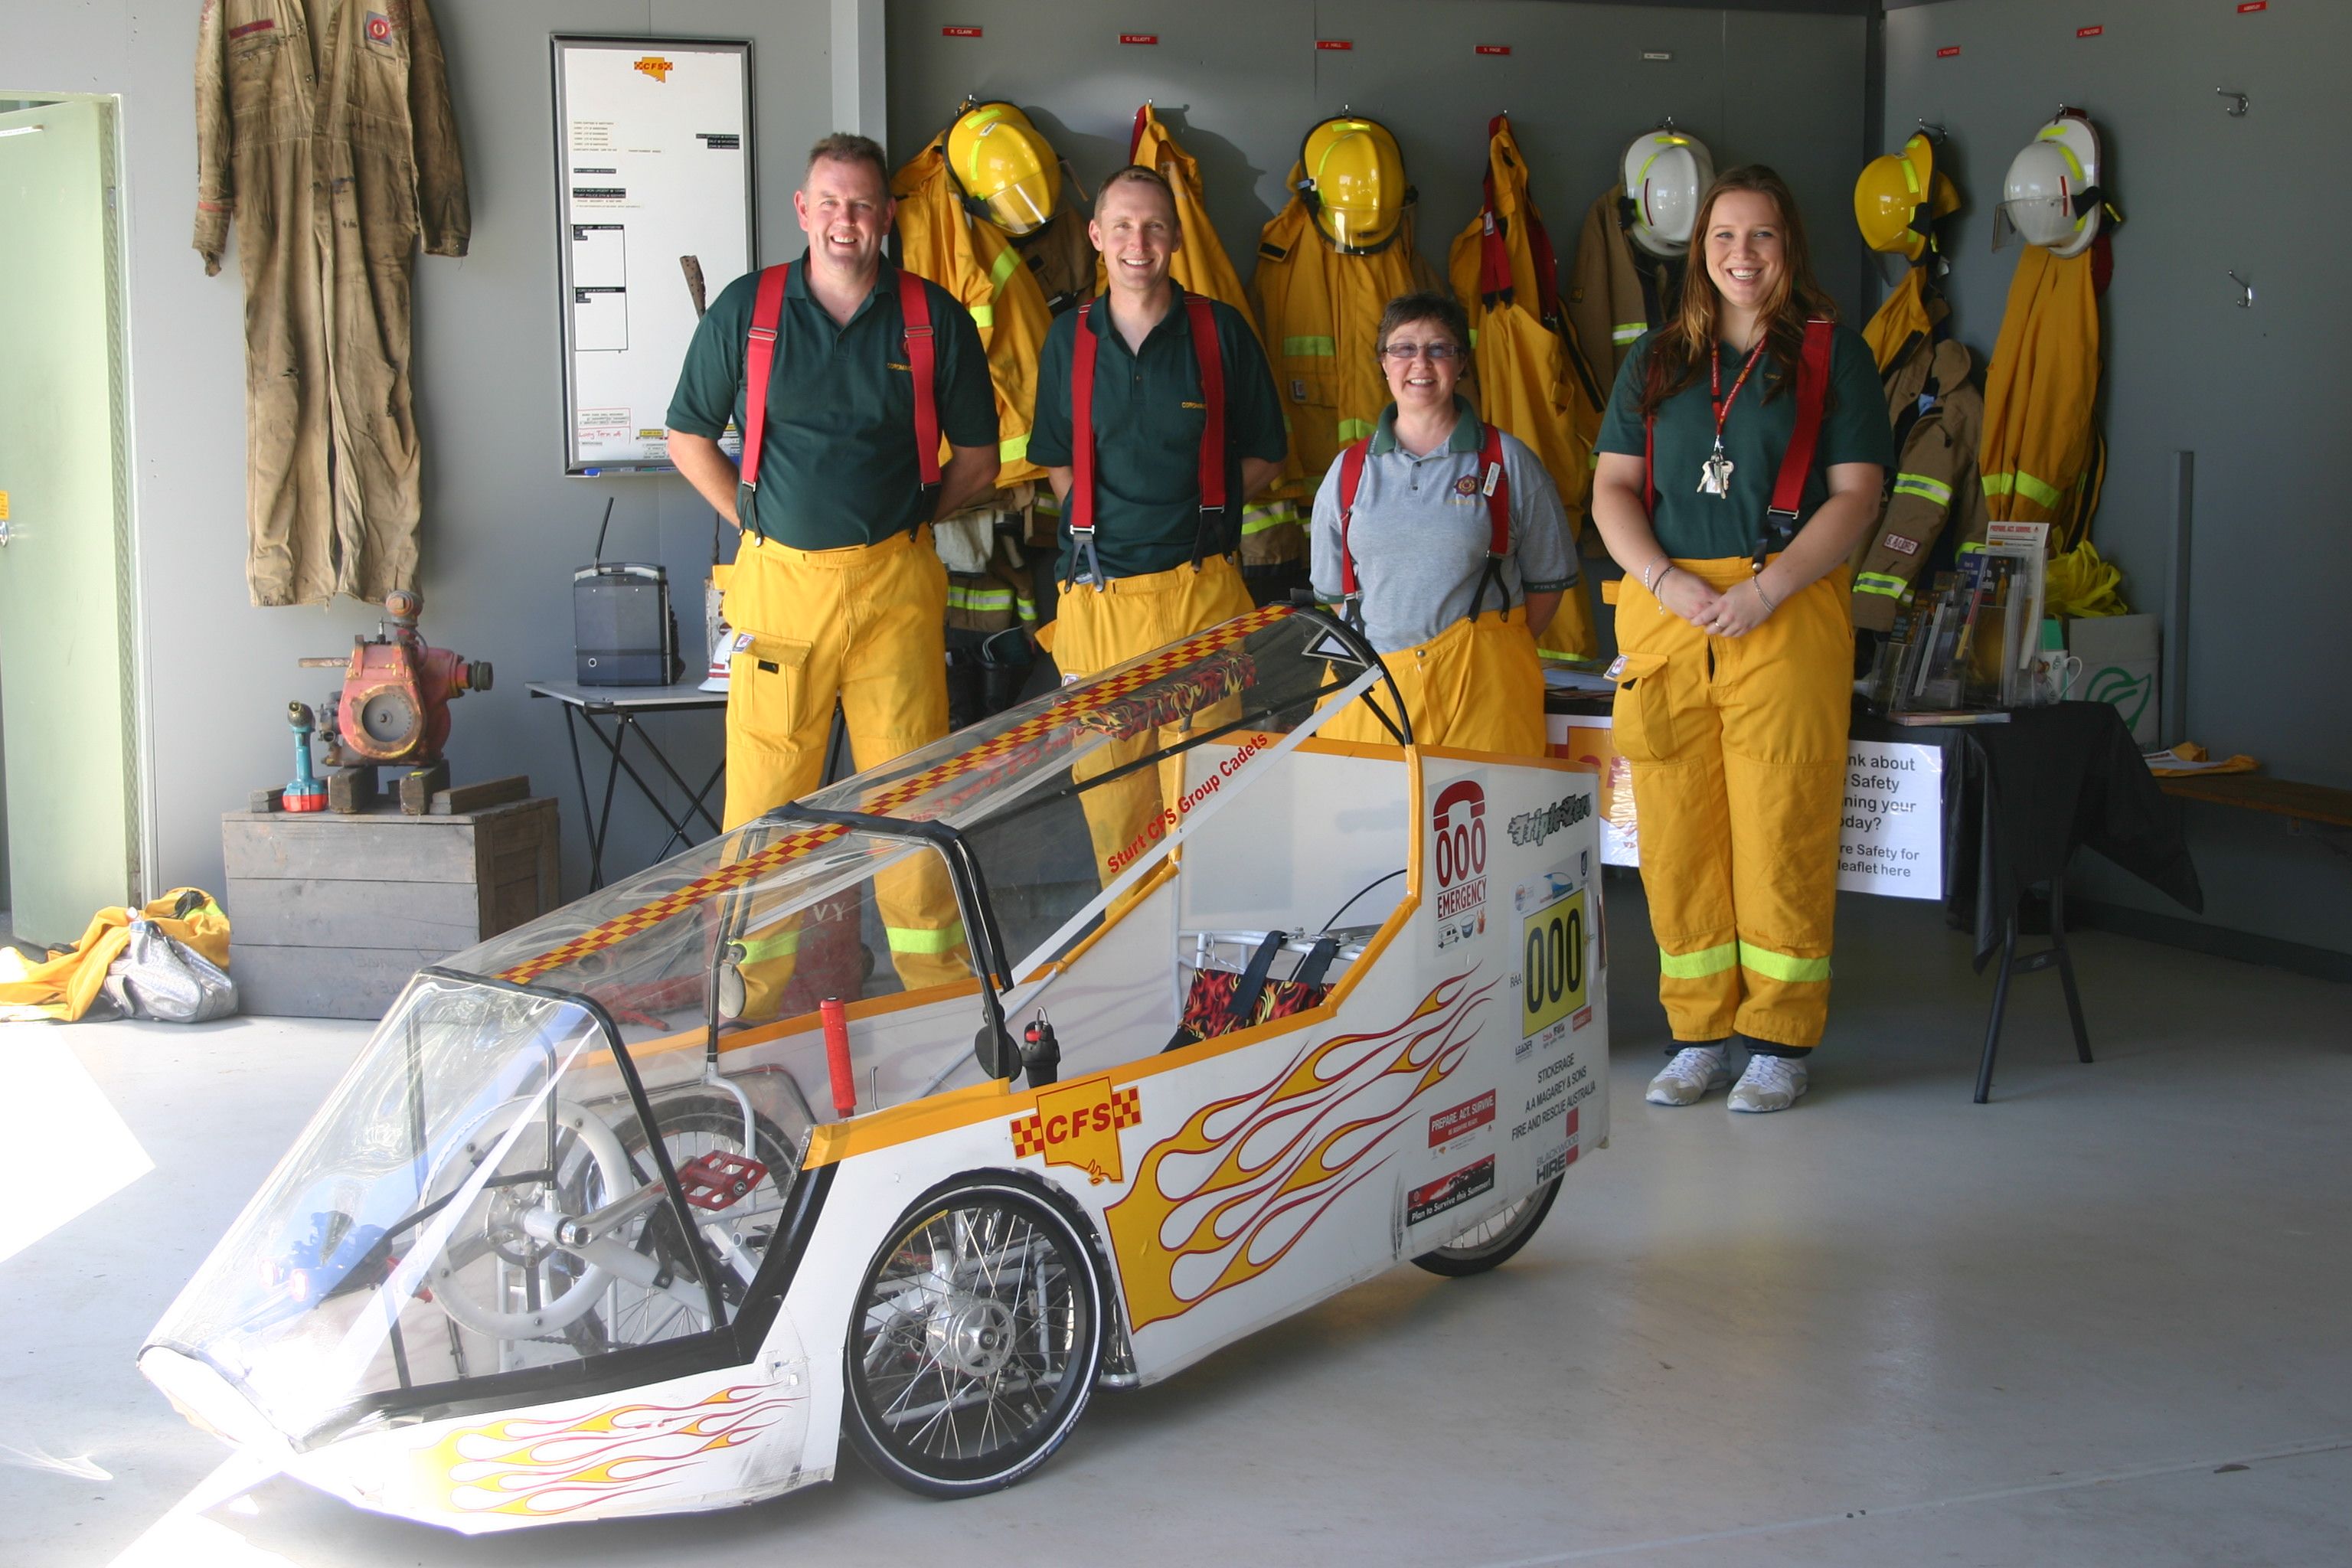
[721,528,966,1002]
[1321,608,1547,757]
[1612,559,1852,1049]
[1044,554,1256,887]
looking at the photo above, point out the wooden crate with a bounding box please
[222,796,560,1020]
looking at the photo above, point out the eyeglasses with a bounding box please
[1377,341,1462,363]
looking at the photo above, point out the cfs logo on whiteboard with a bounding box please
[1432,780,1488,949]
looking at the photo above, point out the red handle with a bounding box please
[821,998,856,1118]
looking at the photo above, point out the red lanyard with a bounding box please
[1709,340,1766,443]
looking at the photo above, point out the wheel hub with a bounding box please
[926,1293,1016,1378]
[486,1185,551,1266]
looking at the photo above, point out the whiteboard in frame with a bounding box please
[551,35,756,475]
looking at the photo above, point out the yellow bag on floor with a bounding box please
[0,889,230,1023]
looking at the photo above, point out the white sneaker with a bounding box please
[1727,1054,1809,1113]
[1646,1045,1730,1106]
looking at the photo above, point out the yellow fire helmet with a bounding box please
[1299,116,1408,253]
[946,101,1061,236]
[1854,132,1961,261]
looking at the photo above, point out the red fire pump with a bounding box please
[301,590,492,767]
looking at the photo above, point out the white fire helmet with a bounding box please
[1998,112,2102,258]
[1622,130,1717,259]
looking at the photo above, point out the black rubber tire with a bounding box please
[1410,1176,1562,1278]
[843,1179,1103,1498]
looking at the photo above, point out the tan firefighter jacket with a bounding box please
[1565,185,1682,410]
[1849,318,1987,632]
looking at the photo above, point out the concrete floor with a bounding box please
[3,881,2347,1567]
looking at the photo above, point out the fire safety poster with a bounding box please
[553,36,754,474]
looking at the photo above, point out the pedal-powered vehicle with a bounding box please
[141,606,1608,1530]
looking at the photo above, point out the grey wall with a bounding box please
[1884,0,2352,959]
[10,0,840,907]
[887,0,1871,322]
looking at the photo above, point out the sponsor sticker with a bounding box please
[1407,1155,1494,1227]
[1536,1142,1579,1183]
[1011,1076,1142,1185]
[1428,1089,1497,1148]
[1432,780,1488,952]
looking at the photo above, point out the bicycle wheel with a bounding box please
[1410,1176,1561,1278]
[601,1089,795,1348]
[843,1181,1102,1498]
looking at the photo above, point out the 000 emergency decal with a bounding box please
[1432,780,1488,953]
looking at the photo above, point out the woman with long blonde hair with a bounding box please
[1589,165,1894,1113]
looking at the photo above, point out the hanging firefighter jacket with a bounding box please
[1251,161,1443,502]
[1566,185,1685,399]
[1444,115,1603,658]
[1017,200,1099,313]
[1848,305,1987,631]
[1862,266,1937,375]
[1979,243,2102,536]
[891,130,1054,487]
[1093,105,1307,573]
[194,0,469,608]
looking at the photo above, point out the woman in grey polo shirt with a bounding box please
[1310,292,1576,755]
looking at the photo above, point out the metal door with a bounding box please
[0,100,138,945]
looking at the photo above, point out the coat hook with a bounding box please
[1915,118,1948,143]
[2215,87,2249,117]
[2227,270,2254,309]
[1655,113,1678,132]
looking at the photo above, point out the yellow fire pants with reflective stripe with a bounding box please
[1321,606,1547,758]
[1042,554,1255,887]
[1610,558,1851,1049]
[720,528,966,1002]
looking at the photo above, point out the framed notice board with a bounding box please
[551,35,755,475]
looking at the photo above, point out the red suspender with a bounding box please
[897,268,942,486]
[1185,293,1228,515]
[1065,292,1230,583]
[1477,420,1511,558]
[1638,318,1834,550]
[1767,319,1834,524]
[738,262,942,504]
[1335,439,1370,603]
[739,263,790,492]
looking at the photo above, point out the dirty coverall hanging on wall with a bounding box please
[194,0,469,608]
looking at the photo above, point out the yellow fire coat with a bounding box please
[1250,162,1442,498]
[1979,245,2101,532]
[0,889,230,1023]
[1103,106,1304,567]
[1445,116,1602,658]
[892,134,1054,485]
[1861,265,1936,374]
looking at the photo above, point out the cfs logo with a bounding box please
[633,55,675,82]
[1011,1076,1142,1185]
[1432,779,1488,925]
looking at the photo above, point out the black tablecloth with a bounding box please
[1941,703,2203,965]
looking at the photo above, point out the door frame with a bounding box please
[0,89,149,913]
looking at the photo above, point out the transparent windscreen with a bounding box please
[145,976,808,1442]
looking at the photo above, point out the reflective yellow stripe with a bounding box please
[1336,417,1375,442]
[988,247,1020,291]
[1241,501,1298,536]
[1035,492,1061,517]
[887,922,967,956]
[949,587,1015,612]
[1658,940,1739,979]
[1892,472,1952,506]
[1984,470,2065,509]
[1282,335,1335,358]
[1467,328,1478,348]
[970,304,995,328]
[1855,572,1909,598]
[1015,593,1038,623]
[1738,940,1831,984]
[1955,541,1985,555]
[1612,322,1645,345]
[1001,432,1028,464]
[736,926,801,964]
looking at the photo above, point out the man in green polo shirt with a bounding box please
[665,132,998,1000]
[1027,165,1288,886]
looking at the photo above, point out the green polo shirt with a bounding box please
[1596,324,1893,560]
[1029,285,1289,580]
[666,256,996,550]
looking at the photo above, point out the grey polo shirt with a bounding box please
[1308,400,1577,655]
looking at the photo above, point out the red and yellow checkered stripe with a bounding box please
[1110,1084,1142,1129]
[500,605,1295,985]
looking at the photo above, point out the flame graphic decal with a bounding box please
[1108,972,1490,1331]
[421,1383,796,1518]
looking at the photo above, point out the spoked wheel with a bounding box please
[844,1181,1102,1498]
[599,1089,795,1348]
[1411,1176,1562,1278]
